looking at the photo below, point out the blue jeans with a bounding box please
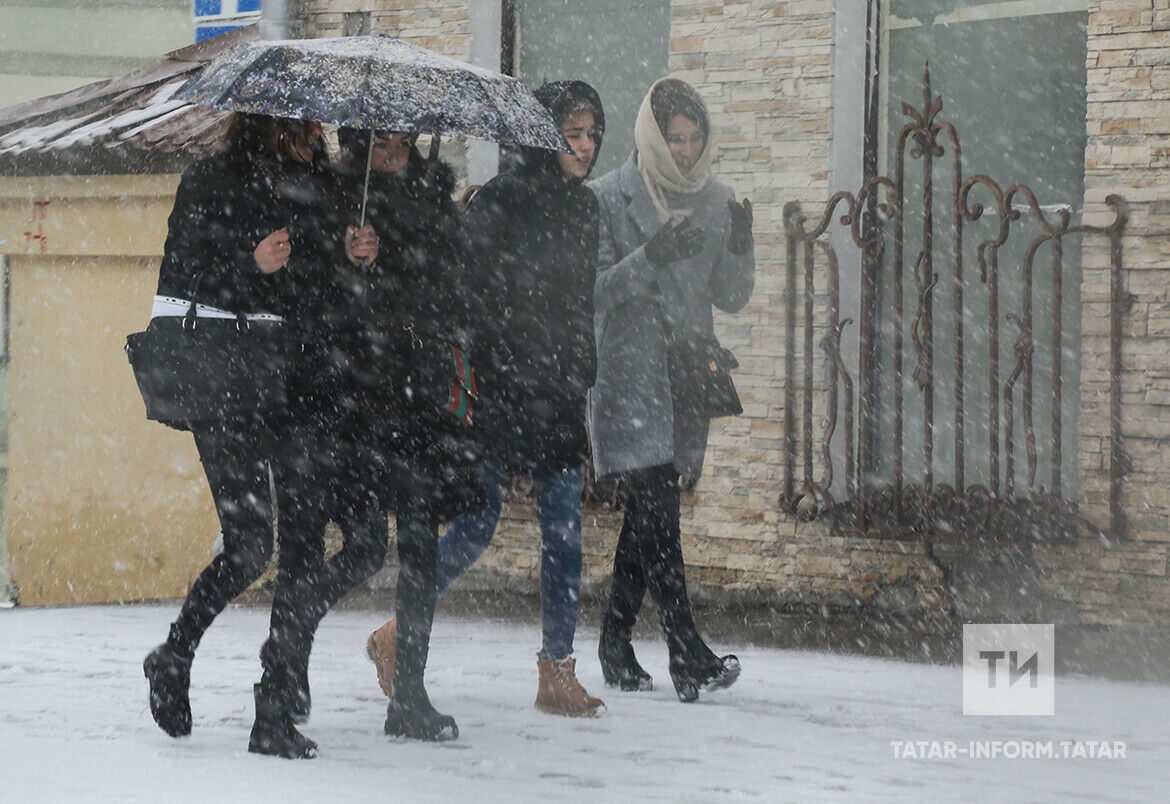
[435,462,583,659]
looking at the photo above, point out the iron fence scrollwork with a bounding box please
[780,67,1129,542]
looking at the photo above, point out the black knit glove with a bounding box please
[727,198,753,255]
[644,219,705,266]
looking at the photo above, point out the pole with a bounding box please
[260,0,293,40]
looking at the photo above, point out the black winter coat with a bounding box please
[156,151,342,321]
[468,160,599,475]
[331,153,483,518]
[156,151,348,439]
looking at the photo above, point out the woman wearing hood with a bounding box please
[590,77,755,702]
[366,80,606,718]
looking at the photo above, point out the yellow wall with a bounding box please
[0,175,221,605]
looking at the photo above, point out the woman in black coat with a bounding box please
[364,81,606,718]
[333,128,482,741]
[142,113,345,758]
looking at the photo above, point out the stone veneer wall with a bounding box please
[297,0,1168,630]
[301,0,470,55]
[1039,0,1170,628]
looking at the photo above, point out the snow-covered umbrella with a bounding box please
[173,34,570,223]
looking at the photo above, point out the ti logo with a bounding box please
[963,624,1054,716]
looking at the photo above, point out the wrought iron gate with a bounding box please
[780,68,1128,541]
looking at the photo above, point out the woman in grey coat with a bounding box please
[589,77,755,702]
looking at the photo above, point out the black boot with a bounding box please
[599,622,653,692]
[669,653,741,703]
[144,643,193,737]
[289,658,311,725]
[249,683,317,759]
[384,679,458,742]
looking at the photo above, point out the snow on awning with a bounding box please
[0,25,259,176]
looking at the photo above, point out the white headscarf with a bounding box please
[634,77,713,223]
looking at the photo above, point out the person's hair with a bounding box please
[220,112,327,167]
[650,79,708,142]
[556,99,599,129]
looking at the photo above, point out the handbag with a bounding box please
[397,323,478,426]
[661,311,743,420]
[125,276,294,428]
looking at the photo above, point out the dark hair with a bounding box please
[335,127,421,174]
[650,79,708,142]
[556,98,600,130]
[220,112,327,167]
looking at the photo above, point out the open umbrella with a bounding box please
[174,34,570,223]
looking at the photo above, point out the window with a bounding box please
[510,0,670,176]
[871,0,1089,497]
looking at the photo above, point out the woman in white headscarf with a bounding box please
[589,77,755,702]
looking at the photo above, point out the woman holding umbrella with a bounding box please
[142,112,344,758]
[589,77,754,702]
[328,126,481,742]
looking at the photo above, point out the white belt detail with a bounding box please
[150,295,284,323]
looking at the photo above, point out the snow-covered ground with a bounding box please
[2,604,1167,802]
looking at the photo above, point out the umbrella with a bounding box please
[174,35,570,224]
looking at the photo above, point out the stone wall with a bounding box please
[1057,0,1170,628]
[301,0,470,56]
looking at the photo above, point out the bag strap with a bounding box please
[182,269,249,332]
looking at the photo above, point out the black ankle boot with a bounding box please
[249,683,317,759]
[598,623,653,692]
[669,653,741,703]
[144,643,193,737]
[289,659,311,725]
[384,680,458,742]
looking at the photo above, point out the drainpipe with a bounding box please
[260,0,295,40]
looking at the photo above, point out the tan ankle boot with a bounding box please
[366,619,397,698]
[535,654,605,717]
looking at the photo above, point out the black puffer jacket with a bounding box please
[331,148,483,518]
[468,80,604,474]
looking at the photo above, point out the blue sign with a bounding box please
[194,0,261,43]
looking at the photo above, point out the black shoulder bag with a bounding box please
[660,307,743,421]
[125,273,294,429]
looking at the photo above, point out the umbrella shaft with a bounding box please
[359,129,374,229]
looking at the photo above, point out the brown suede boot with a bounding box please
[366,619,397,699]
[535,654,605,717]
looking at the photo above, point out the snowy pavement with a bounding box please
[2,604,1168,802]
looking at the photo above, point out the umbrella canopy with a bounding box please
[173,35,569,153]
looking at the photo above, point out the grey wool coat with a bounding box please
[588,152,755,481]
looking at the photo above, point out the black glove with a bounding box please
[727,198,753,255]
[644,219,705,266]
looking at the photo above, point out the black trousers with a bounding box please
[259,434,389,697]
[166,423,314,658]
[257,449,445,707]
[385,457,444,705]
[603,463,715,664]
